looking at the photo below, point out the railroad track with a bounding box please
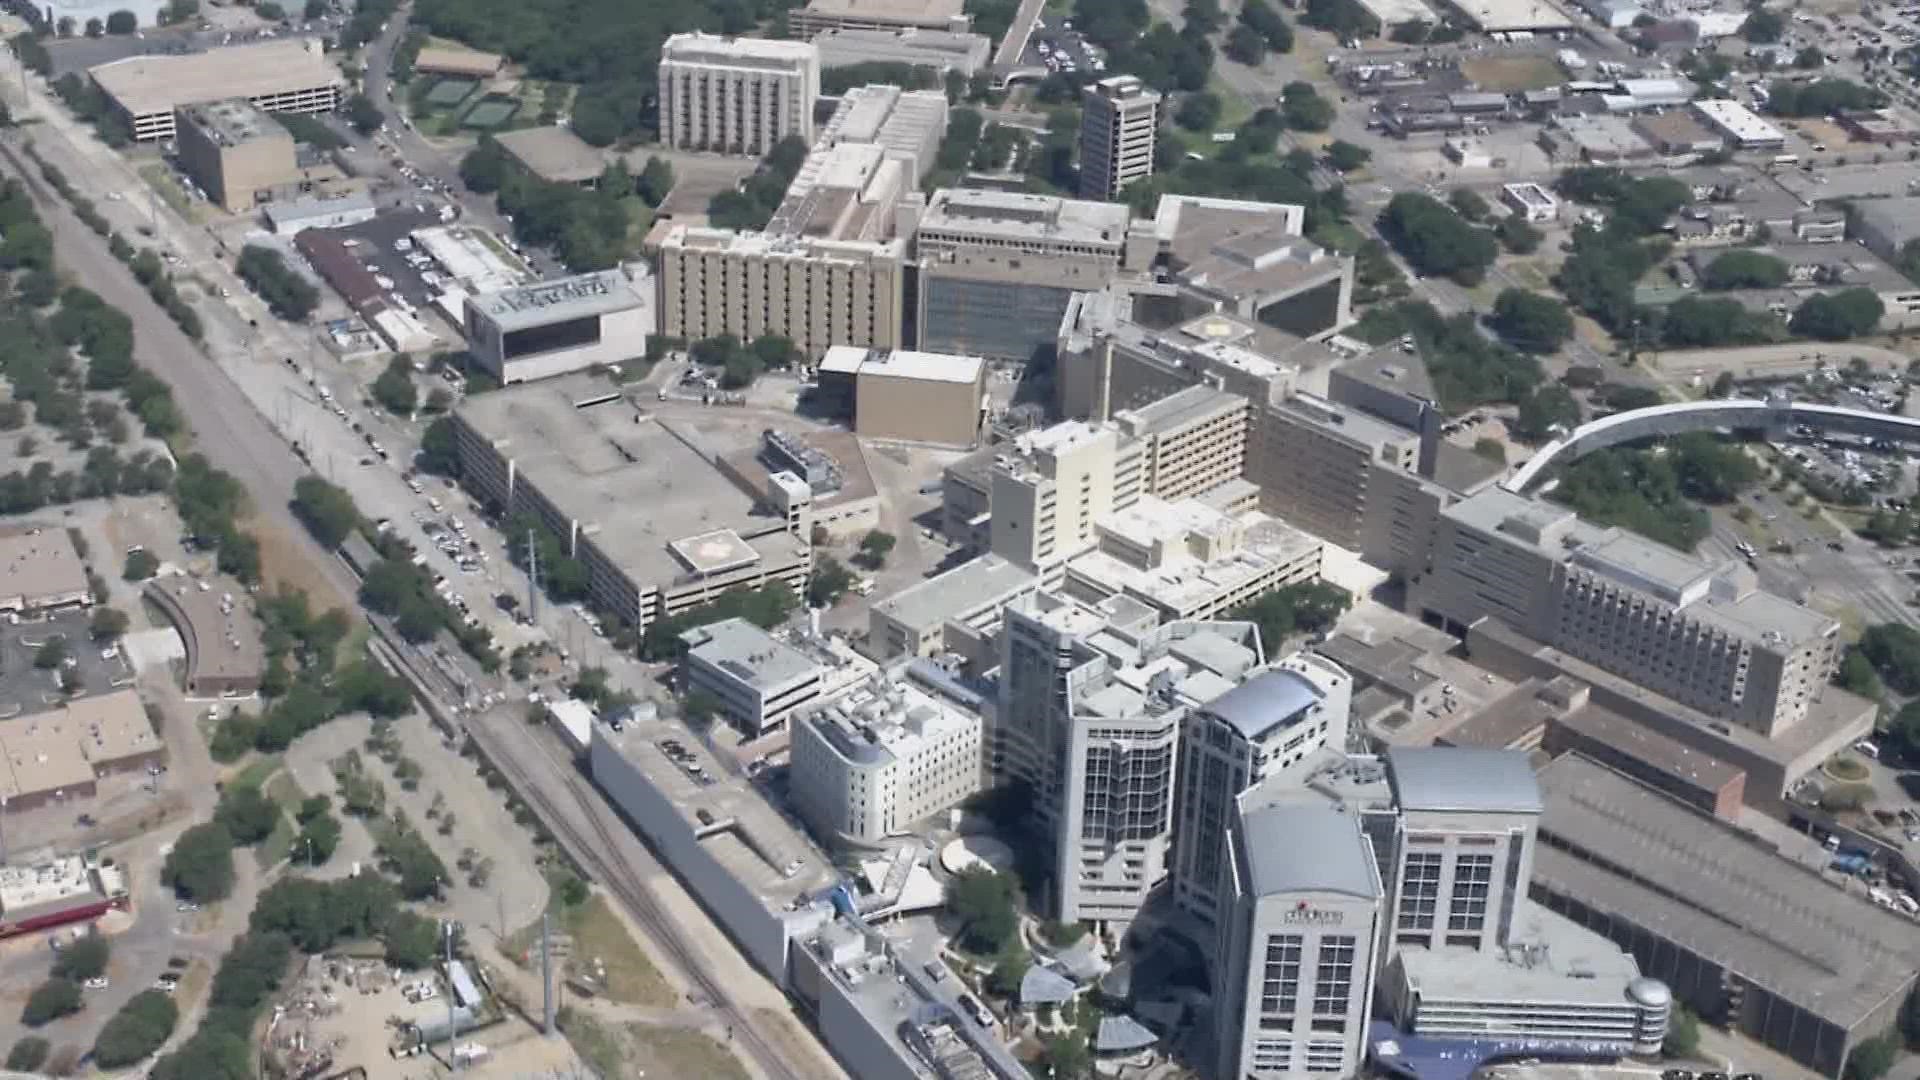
[469,720,805,1080]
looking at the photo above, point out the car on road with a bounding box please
[83,977,109,990]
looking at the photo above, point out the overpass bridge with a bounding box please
[1504,393,1920,492]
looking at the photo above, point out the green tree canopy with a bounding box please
[1512,384,1582,442]
[1702,250,1790,290]
[93,989,179,1068]
[1379,193,1498,283]
[371,356,418,416]
[291,475,360,549]
[1490,289,1574,354]
[946,866,1018,953]
[163,822,237,901]
[52,932,110,981]
[21,979,82,1026]
[1791,288,1884,341]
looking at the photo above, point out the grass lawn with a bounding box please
[136,163,196,223]
[1461,55,1563,92]
[1308,220,1366,255]
[255,770,304,868]
[231,756,282,791]
[628,1024,750,1080]
[564,894,675,1007]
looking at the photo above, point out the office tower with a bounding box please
[1079,75,1161,202]
[658,33,821,156]
[1380,746,1541,954]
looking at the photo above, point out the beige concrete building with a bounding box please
[90,39,343,142]
[1251,393,1422,550]
[412,44,504,78]
[818,346,985,447]
[1079,75,1161,202]
[0,527,91,614]
[1111,385,1250,503]
[1063,495,1324,623]
[807,84,949,186]
[451,375,811,633]
[144,574,267,697]
[1410,488,1841,737]
[790,0,970,35]
[174,99,298,213]
[654,225,906,358]
[868,554,1038,664]
[658,33,821,156]
[990,421,1144,579]
[813,27,991,75]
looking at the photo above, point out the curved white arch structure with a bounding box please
[1504,394,1920,492]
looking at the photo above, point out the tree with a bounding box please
[1512,384,1582,442]
[1767,78,1884,117]
[1860,623,1920,693]
[384,909,442,969]
[257,0,285,17]
[21,980,82,1026]
[123,548,159,580]
[52,933,110,981]
[460,137,510,194]
[1490,289,1574,354]
[90,607,130,639]
[105,9,137,33]
[296,812,342,866]
[149,1029,250,1080]
[1702,250,1790,290]
[164,822,236,901]
[216,785,282,845]
[1792,288,1884,341]
[1238,0,1294,52]
[1233,581,1352,647]
[1379,193,1498,284]
[1846,1033,1900,1080]
[1279,81,1333,131]
[85,17,104,36]
[1224,23,1267,64]
[235,246,318,322]
[986,942,1030,998]
[1664,1005,1700,1057]
[1044,1033,1092,1080]
[5,1038,49,1072]
[1325,140,1371,172]
[809,556,855,607]
[946,866,1017,953]
[34,638,66,669]
[93,989,178,1068]
[1175,91,1223,131]
[1742,7,1783,42]
[637,156,674,206]
[291,475,359,549]
[1495,213,1543,254]
[371,356,418,415]
[1709,371,1736,398]
[859,530,896,568]
[344,93,383,136]
[1448,187,1491,222]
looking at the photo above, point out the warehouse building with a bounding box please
[813,27,992,75]
[1532,753,1920,1078]
[267,192,378,236]
[464,270,653,385]
[789,0,971,36]
[493,125,605,187]
[1691,99,1787,150]
[1846,195,1920,264]
[174,99,299,213]
[90,39,343,142]
[451,375,811,633]
[0,528,91,615]
[0,691,166,810]
[658,33,820,156]
[816,346,985,447]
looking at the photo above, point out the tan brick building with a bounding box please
[175,99,299,213]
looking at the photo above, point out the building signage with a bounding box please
[1282,901,1344,927]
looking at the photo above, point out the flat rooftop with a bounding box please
[685,618,823,690]
[1451,0,1574,29]
[1551,702,1744,791]
[858,348,984,386]
[182,98,289,146]
[457,376,804,590]
[597,708,832,904]
[801,674,979,768]
[918,188,1132,249]
[1114,384,1246,436]
[90,39,341,116]
[1396,899,1646,1007]
[0,711,96,802]
[66,690,163,767]
[873,554,1037,632]
[1535,753,1920,1029]
[802,0,965,18]
[469,270,643,331]
[0,856,100,917]
[1387,745,1543,814]
[148,575,267,685]
[0,527,89,607]
[494,125,606,185]
[660,32,820,69]
[1072,501,1323,615]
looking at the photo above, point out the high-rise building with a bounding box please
[653,226,907,358]
[1379,746,1542,954]
[658,33,821,156]
[1079,75,1161,202]
[996,590,1263,925]
[1214,803,1385,1080]
[989,422,1144,579]
[1409,488,1842,736]
[1171,653,1354,927]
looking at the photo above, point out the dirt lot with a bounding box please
[1462,55,1564,92]
[560,1007,750,1080]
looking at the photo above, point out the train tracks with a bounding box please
[467,717,805,1080]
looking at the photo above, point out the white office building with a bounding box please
[1215,803,1385,1080]
[1171,654,1354,927]
[658,33,821,156]
[788,666,983,847]
[680,618,832,736]
[1382,746,1542,954]
[463,270,653,385]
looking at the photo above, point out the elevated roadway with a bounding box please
[1505,394,1920,492]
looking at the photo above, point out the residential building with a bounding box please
[654,225,907,358]
[1213,803,1385,1080]
[681,618,832,737]
[464,270,654,385]
[1500,182,1559,222]
[788,665,983,846]
[173,99,299,213]
[1171,654,1354,927]
[1691,99,1787,150]
[0,528,91,614]
[816,346,986,447]
[788,0,971,37]
[493,125,606,187]
[996,590,1263,925]
[1078,75,1161,202]
[658,33,821,156]
[450,375,812,634]
[1409,488,1841,736]
[89,39,343,142]
[813,27,992,75]
[1532,753,1920,1079]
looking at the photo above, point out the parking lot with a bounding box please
[326,209,452,312]
[0,609,134,719]
[1023,16,1107,77]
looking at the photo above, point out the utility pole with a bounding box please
[526,528,540,624]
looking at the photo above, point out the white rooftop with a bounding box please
[470,270,643,331]
[1692,99,1786,143]
[661,32,819,69]
[857,348,984,385]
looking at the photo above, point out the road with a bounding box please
[989,0,1049,69]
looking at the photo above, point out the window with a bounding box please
[1312,936,1356,1016]
[1399,851,1443,931]
[1261,934,1303,1015]
[1448,853,1494,932]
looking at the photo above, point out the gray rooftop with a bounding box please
[1535,753,1920,1030]
[456,375,803,590]
[1394,899,1651,1009]
[683,618,822,689]
[918,188,1132,250]
[1202,669,1324,741]
[1238,803,1381,899]
[494,125,606,184]
[470,270,644,331]
[871,554,1037,632]
[1386,746,1544,814]
[263,191,376,228]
